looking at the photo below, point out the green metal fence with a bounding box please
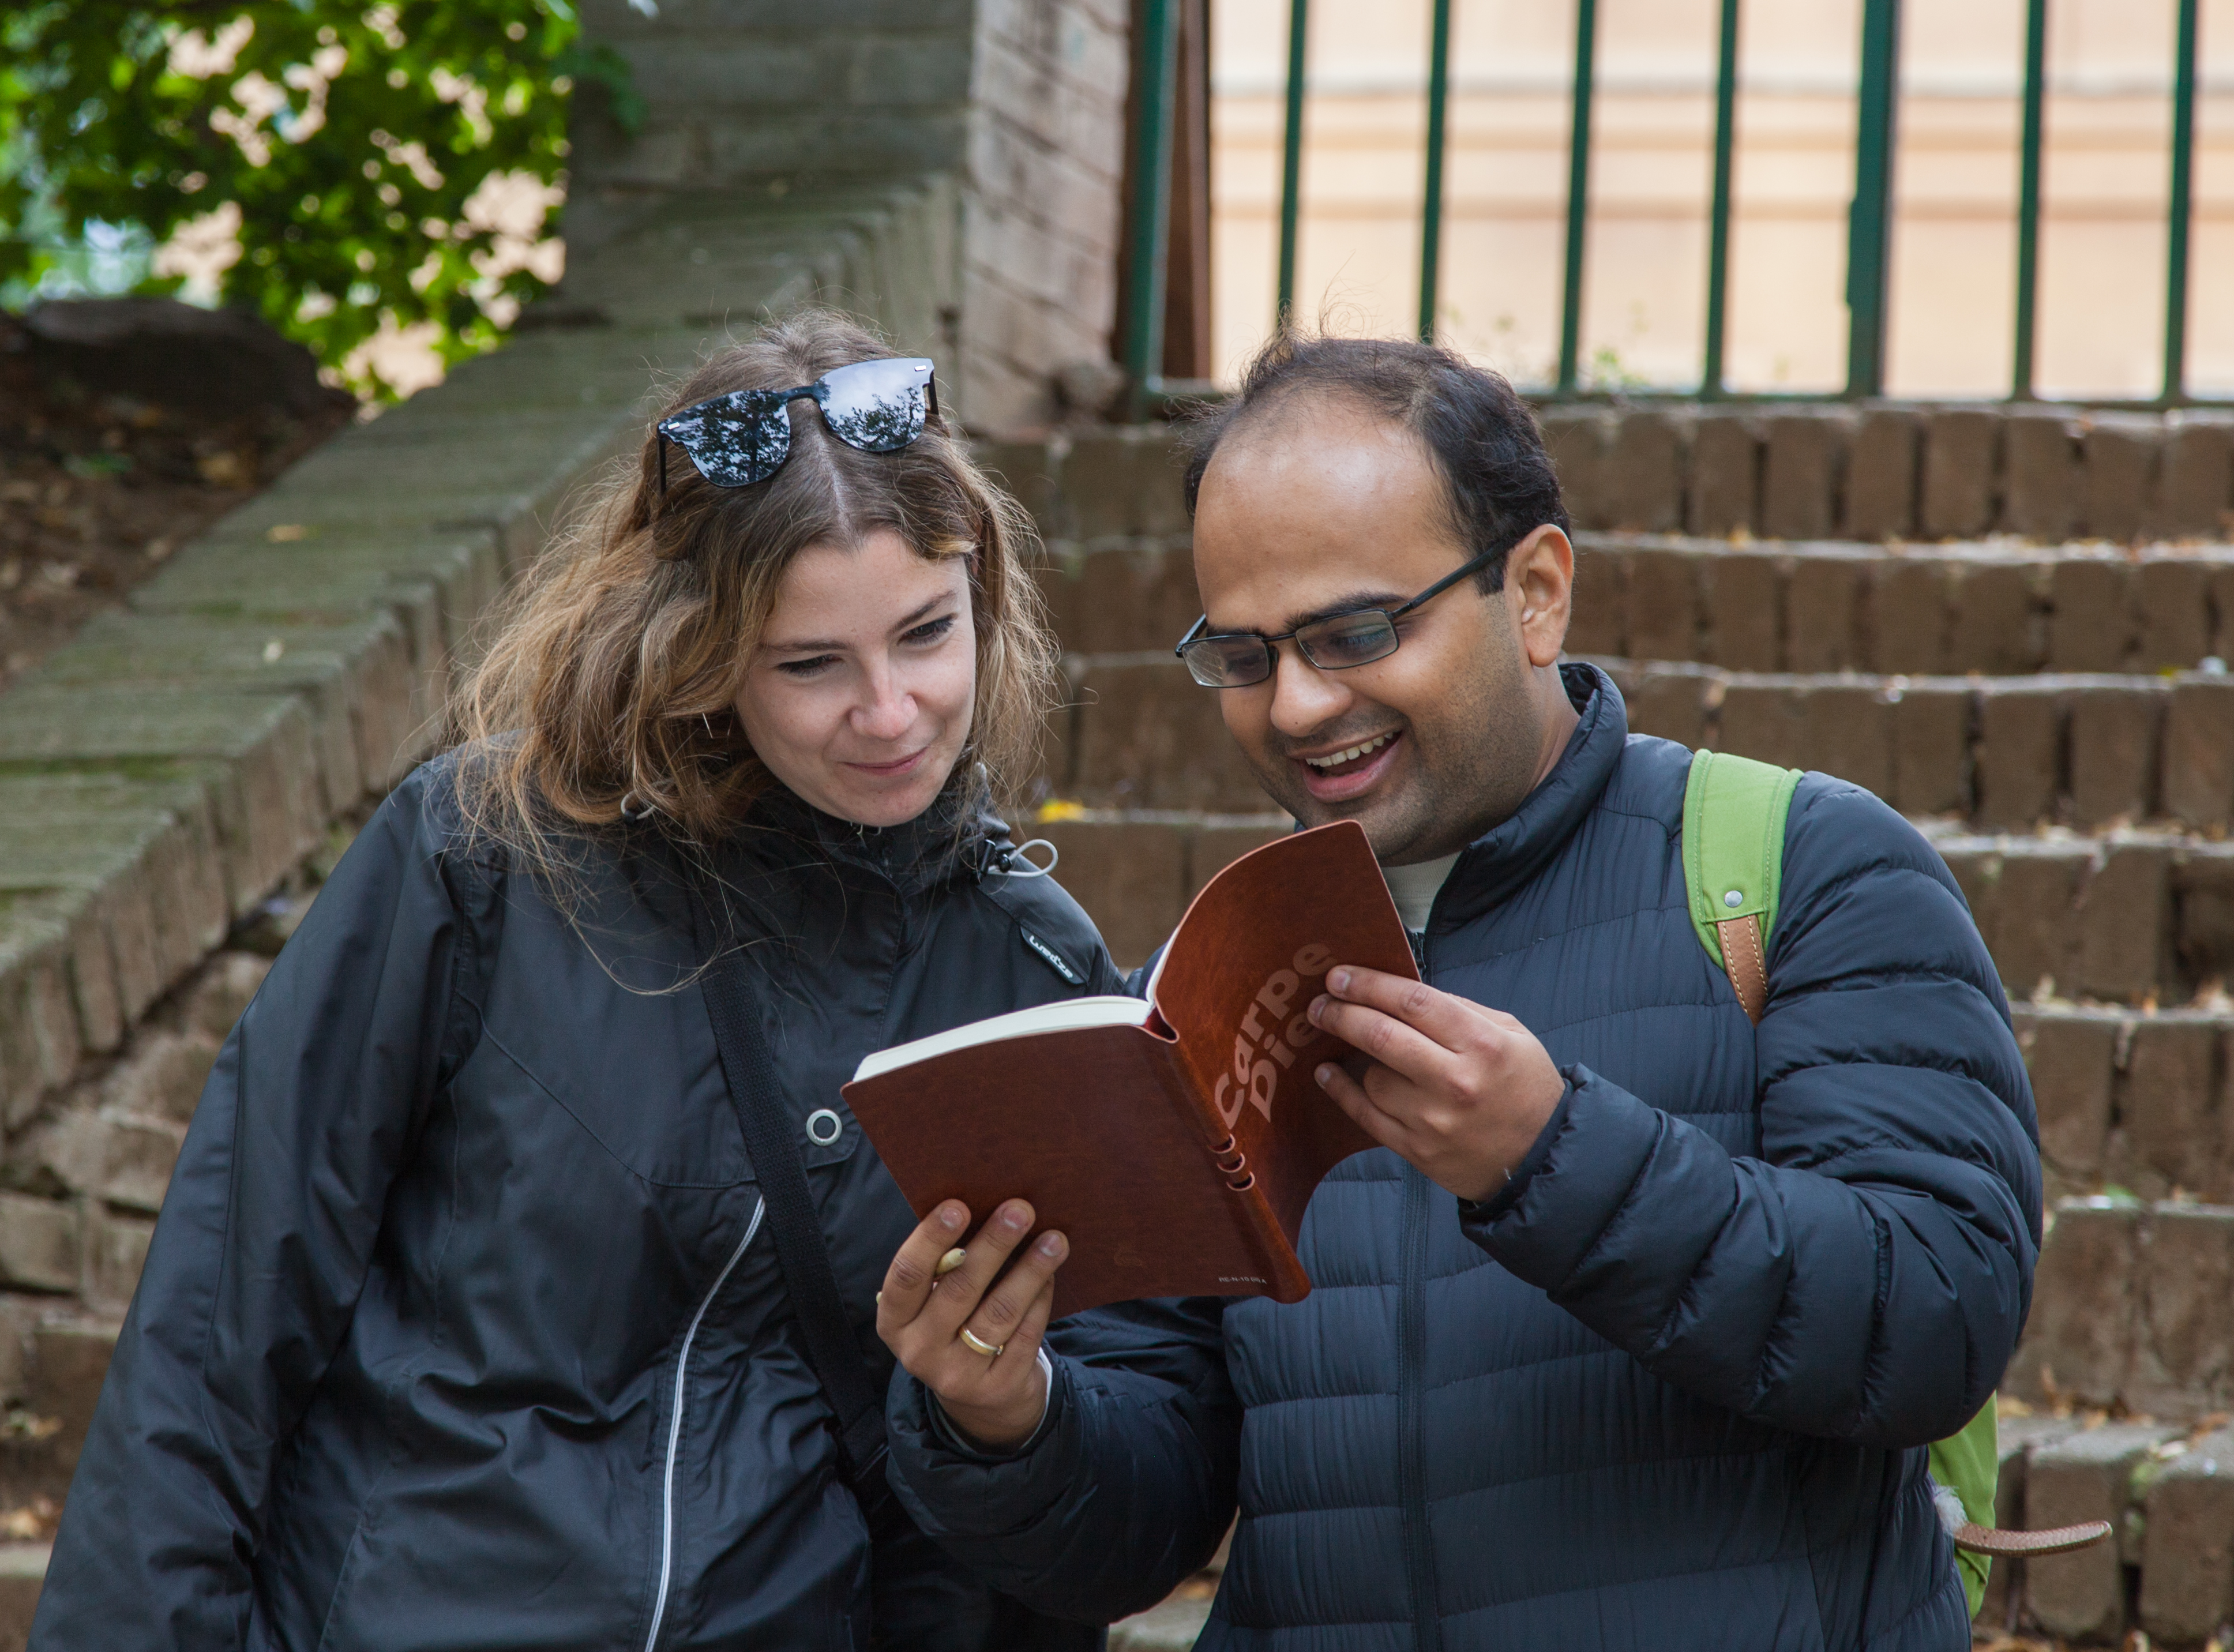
[1125,0,2217,406]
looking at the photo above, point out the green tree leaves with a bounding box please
[1,1,628,397]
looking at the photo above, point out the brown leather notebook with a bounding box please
[843,820,1419,1318]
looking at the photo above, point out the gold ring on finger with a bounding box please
[958,1327,1004,1358]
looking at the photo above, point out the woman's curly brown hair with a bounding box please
[450,309,1057,874]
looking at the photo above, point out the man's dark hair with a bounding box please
[1181,332,1570,591]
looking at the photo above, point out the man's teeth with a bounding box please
[1304,733,1394,769]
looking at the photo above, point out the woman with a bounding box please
[32,312,1123,1650]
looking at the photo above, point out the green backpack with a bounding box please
[1682,749,2001,1617]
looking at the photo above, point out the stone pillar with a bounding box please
[568,0,1130,432]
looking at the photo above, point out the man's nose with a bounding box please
[1265,641,1351,735]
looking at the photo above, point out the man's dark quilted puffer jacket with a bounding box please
[885,664,2042,1652]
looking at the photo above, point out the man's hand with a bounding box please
[1308,966,1566,1202]
[877,1198,1068,1451]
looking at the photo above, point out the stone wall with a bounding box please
[568,0,1132,431]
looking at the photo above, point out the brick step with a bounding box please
[0,1544,46,1652]
[1570,535,2233,678]
[1541,402,2234,545]
[1985,1405,2234,1643]
[2013,1197,2234,1429]
[1039,808,2234,1008]
[0,1322,115,1511]
[1610,659,2233,835]
[1047,654,2234,835]
[1034,531,2234,675]
[2013,1005,2234,1204]
[980,403,2234,561]
[1929,830,2234,1007]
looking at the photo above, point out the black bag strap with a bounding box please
[693,895,890,1499]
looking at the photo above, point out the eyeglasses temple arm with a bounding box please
[1391,546,1502,617]
[657,433,668,500]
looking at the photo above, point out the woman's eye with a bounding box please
[776,655,838,678]
[902,614,958,646]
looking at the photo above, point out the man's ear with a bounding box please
[1506,524,1574,669]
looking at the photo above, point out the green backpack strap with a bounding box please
[1931,1404,2000,1617]
[1681,750,1801,1024]
[1680,750,2072,1620]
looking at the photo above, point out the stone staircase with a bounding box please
[997,416,2234,1645]
[2,391,2228,1640]
[4,407,2216,1645]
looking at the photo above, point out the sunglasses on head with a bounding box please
[655,356,938,494]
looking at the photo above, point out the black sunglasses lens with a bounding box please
[1298,611,1400,670]
[1179,636,1274,687]
[818,358,932,454]
[657,389,790,487]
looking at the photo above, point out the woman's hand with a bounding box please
[877,1198,1069,1451]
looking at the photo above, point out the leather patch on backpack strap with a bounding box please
[1953,1519,2112,1557]
[1715,914,1769,1024]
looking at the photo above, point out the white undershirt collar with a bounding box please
[1382,851,1460,934]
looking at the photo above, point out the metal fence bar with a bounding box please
[1556,0,1600,393]
[1276,0,1311,322]
[1417,0,1455,339]
[1240,0,2221,410]
[1843,0,1902,397]
[1123,0,1182,411]
[2163,0,2200,401]
[1700,0,1741,396]
[2011,0,2048,399]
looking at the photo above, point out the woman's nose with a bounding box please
[855,663,916,739]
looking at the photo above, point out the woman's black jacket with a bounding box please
[29,754,1124,1651]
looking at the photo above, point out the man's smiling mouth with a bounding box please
[1302,732,1396,775]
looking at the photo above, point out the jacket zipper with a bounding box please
[1397,1165,1442,1652]
[643,1196,767,1652]
[1399,924,1441,1651]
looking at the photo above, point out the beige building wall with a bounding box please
[1211,0,2234,401]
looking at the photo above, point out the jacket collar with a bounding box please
[1429,662,1628,932]
[726,772,1004,898]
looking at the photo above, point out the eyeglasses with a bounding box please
[1174,547,1500,688]
[655,356,938,494]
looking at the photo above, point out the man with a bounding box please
[874,335,2041,1650]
